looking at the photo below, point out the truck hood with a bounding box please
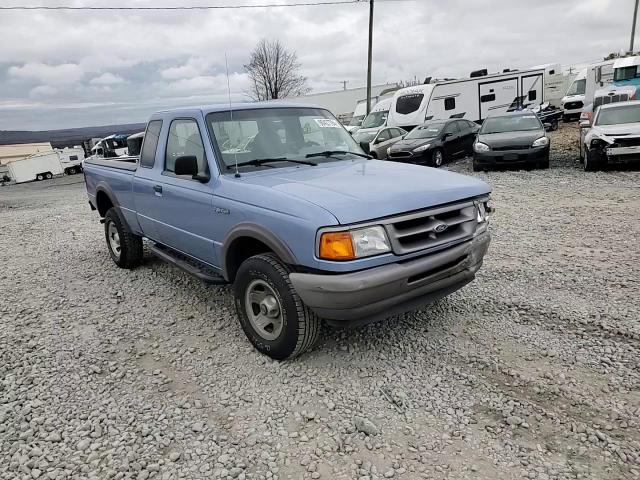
[239,160,490,225]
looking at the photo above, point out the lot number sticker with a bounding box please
[314,118,342,128]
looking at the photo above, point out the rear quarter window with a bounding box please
[139,120,163,168]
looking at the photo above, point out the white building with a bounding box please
[286,83,399,121]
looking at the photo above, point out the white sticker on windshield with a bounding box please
[314,118,342,128]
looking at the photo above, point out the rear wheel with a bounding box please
[104,207,143,269]
[431,148,444,167]
[45,172,53,179]
[36,174,44,181]
[234,253,320,360]
[68,167,77,175]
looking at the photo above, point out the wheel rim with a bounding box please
[434,150,443,166]
[244,279,283,341]
[107,221,121,259]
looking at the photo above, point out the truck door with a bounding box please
[520,73,544,109]
[478,77,518,120]
[132,120,164,241]
[144,117,218,266]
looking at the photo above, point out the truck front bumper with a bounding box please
[289,230,490,326]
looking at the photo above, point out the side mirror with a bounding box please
[579,120,591,128]
[443,132,453,139]
[543,122,552,131]
[175,155,209,182]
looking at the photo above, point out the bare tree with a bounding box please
[245,39,310,101]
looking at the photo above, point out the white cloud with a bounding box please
[90,73,127,85]
[29,85,58,98]
[8,63,84,86]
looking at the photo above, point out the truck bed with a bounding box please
[84,156,138,171]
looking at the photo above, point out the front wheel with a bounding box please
[584,150,603,172]
[36,174,44,181]
[431,148,444,167]
[104,207,143,269]
[234,253,320,360]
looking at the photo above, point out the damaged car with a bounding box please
[581,100,640,171]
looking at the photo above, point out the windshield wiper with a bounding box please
[305,150,372,159]
[227,157,317,169]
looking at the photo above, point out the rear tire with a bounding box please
[104,207,143,269]
[68,167,77,175]
[234,253,320,360]
[36,174,44,181]
[45,172,53,179]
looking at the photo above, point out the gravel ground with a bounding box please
[1,122,639,480]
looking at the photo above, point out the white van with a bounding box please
[345,100,368,133]
[354,98,393,136]
[561,68,587,120]
[387,67,547,130]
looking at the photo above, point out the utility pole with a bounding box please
[366,0,374,115]
[631,0,639,53]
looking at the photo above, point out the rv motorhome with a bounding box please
[387,67,548,130]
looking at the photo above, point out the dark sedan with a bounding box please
[473,112,550,171]
[387,119,479,167]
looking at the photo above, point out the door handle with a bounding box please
[153,185,162,195]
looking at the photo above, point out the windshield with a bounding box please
[361,110,388,129]
[352,131,377,144]
[613,66,639,82]
[595,104,640,125]
[349,114,365,127]
[480,115,542,134]
[206,107,364,170]
[405,123,445,139]
[567,78,586,96]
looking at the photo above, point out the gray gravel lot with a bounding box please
[1,122,639,480]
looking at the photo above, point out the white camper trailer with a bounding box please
[58,147,86,175]
[6,152,63,184]
[388,67,547,130]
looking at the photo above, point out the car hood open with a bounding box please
[239,160,490,225]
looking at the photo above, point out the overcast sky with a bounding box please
[0,0,634,130]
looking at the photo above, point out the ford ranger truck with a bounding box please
[83,103,492,360]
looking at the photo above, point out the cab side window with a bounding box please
[377,129,392,142]
[165,119,208,176]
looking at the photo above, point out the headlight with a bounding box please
[474,142,490,153]
[477,202,488,223]
[590,138,605,149]
[413,144,431,153]
[532,137,549,147]
[319,226,391,260]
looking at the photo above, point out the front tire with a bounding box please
[584,150,603,172]
[104,207,143,269]
[234,253,320,360]
[36,174,44,181]
[431,148,444,167]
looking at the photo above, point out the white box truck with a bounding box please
[6,152,64,184]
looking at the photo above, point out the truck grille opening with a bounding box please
[384,202,477,255]
[564,100,584,110]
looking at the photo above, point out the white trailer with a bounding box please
[58,147,86,175]
[6,152,63,184]
[388,67,548,130]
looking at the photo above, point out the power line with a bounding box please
[0,1,364,10]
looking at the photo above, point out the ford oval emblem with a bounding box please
[434,222,448,233]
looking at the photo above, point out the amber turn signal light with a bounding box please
[319,231,355,260]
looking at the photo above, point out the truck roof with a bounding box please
[153,101,322,118]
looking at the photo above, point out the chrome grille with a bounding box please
[384,201,478,255]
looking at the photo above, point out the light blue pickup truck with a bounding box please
[84,102,491,359]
